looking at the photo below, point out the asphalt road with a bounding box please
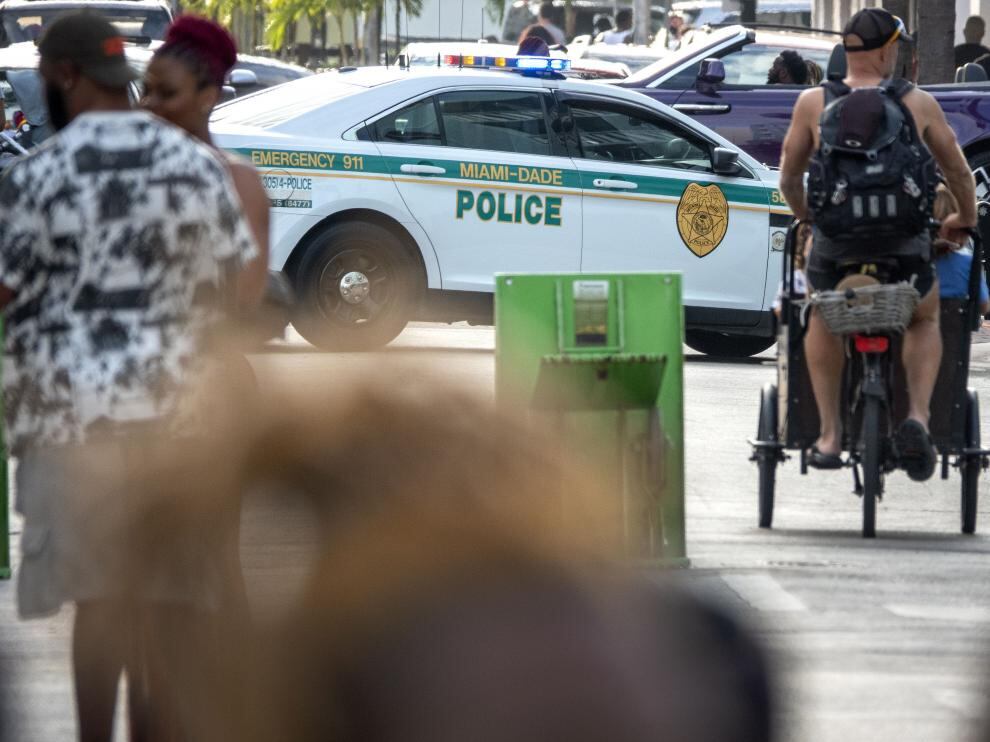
[3,323,990,741]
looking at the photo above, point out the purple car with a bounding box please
[621,25,990,200]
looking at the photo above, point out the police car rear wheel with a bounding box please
[292,222,419,350]
[684,331,775,358]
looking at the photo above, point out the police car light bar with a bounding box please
[442,54,571,73]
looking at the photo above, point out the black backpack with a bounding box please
[807,79,936,242]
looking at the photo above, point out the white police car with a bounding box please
[211,55,792,356]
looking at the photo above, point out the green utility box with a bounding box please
[495,273,686,565]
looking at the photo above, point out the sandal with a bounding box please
[808,445,843,470]
[896,419,937,482]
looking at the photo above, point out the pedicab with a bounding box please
[750,216,990,538]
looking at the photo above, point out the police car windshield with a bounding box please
[211,74,366,128]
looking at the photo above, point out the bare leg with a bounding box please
[902,285,942,429]
[74,600,126,742]
[804,308,845,455]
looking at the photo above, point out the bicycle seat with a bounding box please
[835,258,901,284]
[835,274,880,292]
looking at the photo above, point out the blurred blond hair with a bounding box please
[117,372,620,740]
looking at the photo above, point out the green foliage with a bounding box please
[183,0,262,28]
[265,0,372,50]
[485,0,505,24]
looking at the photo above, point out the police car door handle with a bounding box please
[673,103,732,114]
[400,164,446,176]
[592,178,638,190]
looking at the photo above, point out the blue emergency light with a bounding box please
[442,54,571,75]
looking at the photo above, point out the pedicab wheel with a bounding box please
[757,383,779,529]
[861,395,881,539]
[961,390,981,535]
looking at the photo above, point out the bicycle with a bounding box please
[751,219,989,538]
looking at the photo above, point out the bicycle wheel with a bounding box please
[757,383,778,529]
[861,394,881,538]
[962,390,981,535]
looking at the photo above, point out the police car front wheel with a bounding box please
[291,221,421,350]
[684,330,775,359]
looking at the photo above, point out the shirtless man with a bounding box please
[779,7,977,480]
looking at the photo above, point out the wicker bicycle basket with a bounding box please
[811,282,921,336]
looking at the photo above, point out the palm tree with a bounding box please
[184,0,264,47]
[392,0,423,61]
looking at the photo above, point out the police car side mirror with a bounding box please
[697,58,725,85]
[712,147,740,175]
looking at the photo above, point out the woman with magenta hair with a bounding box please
[142,16,269,304]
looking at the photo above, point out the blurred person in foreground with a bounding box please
[0,10,261,742]
[130,378,776,742]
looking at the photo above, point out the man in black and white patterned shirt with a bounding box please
[0,12,262,739]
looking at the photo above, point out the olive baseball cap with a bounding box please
[37,11,138,87]
[843,7,913,52]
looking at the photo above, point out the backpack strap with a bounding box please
[821,79,850,105]
[882,77,924,145]
[884,78,916,100]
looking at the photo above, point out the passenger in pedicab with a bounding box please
[933,183,990,315]
[773,223,811,320]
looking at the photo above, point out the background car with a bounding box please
[566,41,666,74]
[620,23,990,205]
[0,0,171,46]
[0,40,305,142]
[621,26,842,166]
[228,53,312,95]
[211,61,790,356]
[0,41,153,137]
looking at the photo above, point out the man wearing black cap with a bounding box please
[779,7,977,479]
[0,11,262,741]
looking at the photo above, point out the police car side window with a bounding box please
[569,102,713,172]
[437,90,551,157]
[373,97,442,145]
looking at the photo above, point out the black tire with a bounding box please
[861,394,881,539]
[757,383,779,529]
[970,150,990,205]
[291,221,421,351]
[685,330,775,358]
[962,390,981,535]
[970,152,990,253]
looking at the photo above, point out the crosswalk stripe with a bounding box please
[722,574,808,612]
[885,604,990,623]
